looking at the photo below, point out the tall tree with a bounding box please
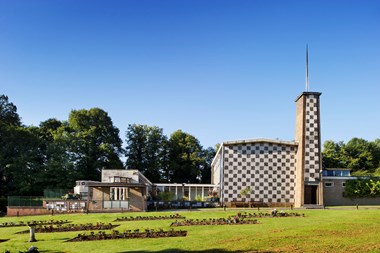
[322,140,345,169]
[0,126,43,195]
[62,108,123,181]
[342,138,376,172]
[168,130,203,183]
[0,95,21,127]
[125,124,167,182]
[199,146,216,183]
[34,119,77,191]
[0,95,22,196]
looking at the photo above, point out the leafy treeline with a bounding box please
[0,95,215,197]
[125,125,215,184]
[322,139,380,176]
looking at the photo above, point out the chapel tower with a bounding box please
[294,92,323,207]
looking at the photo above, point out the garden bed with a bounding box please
[66,229,187,242]
[234,211,305,218]
[0,220,70,228]
[16,223,118,233]
[114,213,185,222]
[170,218,259,226]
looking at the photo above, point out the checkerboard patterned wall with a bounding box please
[304,95,321,182]
[222,142,297,204]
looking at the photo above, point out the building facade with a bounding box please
[212,92,324,208]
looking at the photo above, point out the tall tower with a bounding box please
[294,92,323,207]
[294,46,323,207]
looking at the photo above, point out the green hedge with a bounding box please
[344,177,380,198]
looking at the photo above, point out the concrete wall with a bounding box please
[324,178,380,206]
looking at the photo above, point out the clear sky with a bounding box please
[1,0,379,149]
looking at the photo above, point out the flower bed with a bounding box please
[234,211,305,218]
[66,229,187,242]
[0,220,70,228]
[16,223,119,233]
[170,218,259,226]
[114,213,185,222]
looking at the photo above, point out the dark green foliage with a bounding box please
[199,147,216,183]
[322,138,380,175]
[0,94,216,198]
[157,191,175,201]
[125,125,167,182]
[125,126,215,183]
[344,178,380,198]
[64,108,124,181]
[168,130,203,183]
[0,95,21,127]
[0,196,7,212]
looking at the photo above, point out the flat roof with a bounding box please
[154,183,215,187]
[222,138,298,146]
[295,91,322,102]
[87,182,146,188]
[323,168,352,171]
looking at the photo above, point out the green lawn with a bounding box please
[1,207,380,253]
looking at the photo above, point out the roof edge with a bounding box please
[222,138,298,146]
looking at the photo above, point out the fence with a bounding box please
[7,196,43,207]
[43,189,68,199]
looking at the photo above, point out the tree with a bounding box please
[168,130,203,183]
[343,138,376,172]
[240,186,252,207]
[0,95,39,196]
[125,124,167,182]
[199,146,216,183]
[34,119,77,191]
[0,95,21,127]
[322,140,345,169]
[0,126,43,195]
[322,138,380,176]
[61,108,123,181]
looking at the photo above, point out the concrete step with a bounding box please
[303,204,324,209]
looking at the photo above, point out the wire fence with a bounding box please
[43,189,68,199]
[7,196,43,207]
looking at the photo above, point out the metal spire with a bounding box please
[306,44,309,91]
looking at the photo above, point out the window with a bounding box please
[324,182,334,187]
[342,182,346,187]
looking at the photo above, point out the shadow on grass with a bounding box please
[117,250,274,253]
[0,239,10,243]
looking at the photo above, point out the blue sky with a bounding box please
[1,0,379,149]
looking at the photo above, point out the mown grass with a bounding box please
[1,207,380,253]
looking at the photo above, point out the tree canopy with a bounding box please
[322,138,380,176]
[0,94,216,199]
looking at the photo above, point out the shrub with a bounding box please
[344,177,380,198]
[157,192,175,201]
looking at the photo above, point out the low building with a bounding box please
[323,168,380,206]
